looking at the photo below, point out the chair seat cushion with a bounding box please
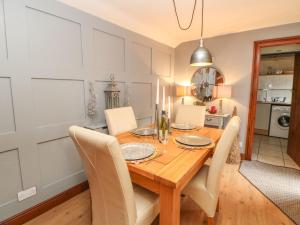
[133,185,160,225]
[183,164,209,195]
[182,165,217,217]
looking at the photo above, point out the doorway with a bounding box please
[245,36,300,168]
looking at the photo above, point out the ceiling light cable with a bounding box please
[189,0,213,66]
[200,0,204,38]
[172,0,197,30]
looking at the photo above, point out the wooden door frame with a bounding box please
[245,35,300,160]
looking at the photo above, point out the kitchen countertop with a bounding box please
[257,101,291,106]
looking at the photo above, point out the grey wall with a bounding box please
[174,22,300,153]
[0,0,174,220]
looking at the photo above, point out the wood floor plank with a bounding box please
[25,164,295,225]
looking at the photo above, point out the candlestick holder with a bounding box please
[154,104,160,139]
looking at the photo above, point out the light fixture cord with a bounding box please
[172,0,197,30]
[201,0,204,38]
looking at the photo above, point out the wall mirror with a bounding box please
[191,67,224,102]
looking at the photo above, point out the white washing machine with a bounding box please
[269,105,290,138]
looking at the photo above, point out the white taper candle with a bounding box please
[156,78,159,105]
[168,96,171,119]
[162,86,165,111]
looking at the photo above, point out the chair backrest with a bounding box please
[175,105,206,127]
[105,107,137,136]
[206,116,241,197]
[69,126,137,225]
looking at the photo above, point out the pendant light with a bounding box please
[172,0,212,66]
[190,0,212,67]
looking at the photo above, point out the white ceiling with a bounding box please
[59,0,300,47]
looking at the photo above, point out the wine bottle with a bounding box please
[159,110,169,144]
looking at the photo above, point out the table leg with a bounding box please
[159,185,180,225]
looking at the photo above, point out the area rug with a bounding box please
[239,160,300,225]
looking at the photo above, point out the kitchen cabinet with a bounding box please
[258,75,293,90]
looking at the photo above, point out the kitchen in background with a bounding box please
[253,44,300,169]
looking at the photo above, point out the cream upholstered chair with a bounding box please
[104,106,137,136]
[175,105,206,127]
[182,116,241,225]
[69,126,159,225]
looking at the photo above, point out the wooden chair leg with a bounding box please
[208,217,214,225]
[216,199,220,212]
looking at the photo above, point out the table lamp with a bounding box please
[176,86,191,104]
[214,85,232,114]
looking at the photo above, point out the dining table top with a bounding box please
[116,126,223,192]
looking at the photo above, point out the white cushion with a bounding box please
[134,185,159,225]
[183,165,211,212]
[182,116,241,218]
[175,105,206,127]
[105,107,138,136]
[69,126,160,225]
[184,165,209,193]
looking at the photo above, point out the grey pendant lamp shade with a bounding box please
[190,0,213,67]
[190,39,212,66]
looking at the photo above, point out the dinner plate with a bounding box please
[175,135,211,146]
[171,123,197,130]
[131,127,155,136]
[120,143,155,161]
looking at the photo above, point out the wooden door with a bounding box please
[287,53,300,166]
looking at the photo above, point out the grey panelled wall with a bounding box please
[0,0,174,221]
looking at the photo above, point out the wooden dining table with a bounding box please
[116,126,223,225]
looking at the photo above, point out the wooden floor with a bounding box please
[25,163,295,225]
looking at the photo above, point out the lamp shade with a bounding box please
[214,85,232,98]
[176,86,191,97]
[190,45,213,67]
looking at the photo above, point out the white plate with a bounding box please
[175,135,211,146]
[131,128,155,136]
[171,123,197,130]
[121,143,155,161]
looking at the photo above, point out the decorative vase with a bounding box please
[209,105,217,114]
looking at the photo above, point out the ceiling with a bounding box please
[59,0,300,47]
